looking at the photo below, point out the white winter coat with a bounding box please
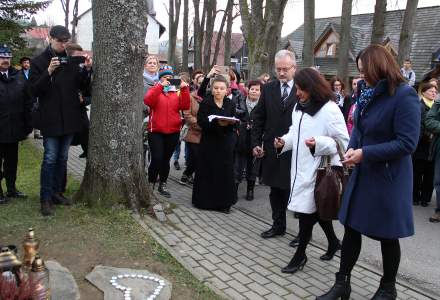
[281,101,349,214]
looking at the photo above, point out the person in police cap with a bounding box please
[0,44,33,204]
[29,25,92,216]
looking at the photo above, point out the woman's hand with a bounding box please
[160,79,170,87]
[305,137,315,148]
[207,65,220,78]
[342,148,363,166]
[274,137,285,149]
[218,119,230,126]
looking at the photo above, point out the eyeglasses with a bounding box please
[275,65,295,73]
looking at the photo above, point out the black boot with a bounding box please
[158,182,171,198]
[316,272,351,300]
[246,180,255,201]
[41,200,54,216]
[371,279,397,300]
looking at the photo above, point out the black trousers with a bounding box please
[293,212,339,260]
[0,142,19,192]
[413,158,434,203]
[234,152,260,183]
[147,132,180,183]
[339,226,401,283]
[183,142,199,177]
[269,187,290,231]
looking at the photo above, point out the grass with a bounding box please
[0,140,224,300]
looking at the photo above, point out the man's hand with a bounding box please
[84,54,92,70]
[274,137,285,149]
[48,57,60,75]
[342,148,363,167]
[253,146,265,158]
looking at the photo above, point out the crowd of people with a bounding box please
[1,23,440,299]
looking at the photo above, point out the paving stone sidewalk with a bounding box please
[32,140,437,300]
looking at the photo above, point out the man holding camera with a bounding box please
[0,45,33,204]
[29,25,92,216]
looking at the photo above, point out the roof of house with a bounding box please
[25,27,50,40]
[282,5,440,78]
[75,8,166,37]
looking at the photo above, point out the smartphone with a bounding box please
[169,78,181,86]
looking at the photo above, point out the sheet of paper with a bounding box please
[208,115,240,123]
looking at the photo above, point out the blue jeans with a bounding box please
[433,156,440,212]
[40,135,73,201]
[172,141,189,162]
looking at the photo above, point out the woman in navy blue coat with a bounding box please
[317,45,420,300]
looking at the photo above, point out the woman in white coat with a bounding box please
[274,68,349,274]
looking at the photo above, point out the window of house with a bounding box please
[326,43,336,56]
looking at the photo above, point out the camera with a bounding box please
[59,57,69,64]
[58,56,86,65]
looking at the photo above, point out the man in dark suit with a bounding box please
[0,45,33,204]
[251,50,297,239]
[29,25,92,216]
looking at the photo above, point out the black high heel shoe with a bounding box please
[320,241,341,261]
[281,256,307,274]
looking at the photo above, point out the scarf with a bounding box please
[246,98,258,114]
[143,70,159,85]
[357,85,375,114]
[334,92,345,108]
[422,96,434,108]
[295,98,327,116]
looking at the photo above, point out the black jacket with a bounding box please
[414,99,434,160]
[251,80,297,189]
[29,46,92,137]
[236,97,258,155]
[0,68,33,143]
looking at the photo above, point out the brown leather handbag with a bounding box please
[314,139,349,221]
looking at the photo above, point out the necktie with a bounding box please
[281,83,289,105]
[1,73,7,81]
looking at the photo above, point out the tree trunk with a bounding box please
[202,0,216,72]
[397,0,419,65]
[370,0,386,44]
[168,0,182,68]
[223,2,234,67]
[337,0,352,88]
[76,0,150,209]
[193,0,206,70]
[239,0,288,79]
[60,0,70,29]
[302,0,315,67]
[182,0,189,71]
[71,0,80,42]
[211,0,232,67]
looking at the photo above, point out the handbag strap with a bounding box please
[334,138,350,176]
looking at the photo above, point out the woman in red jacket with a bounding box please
[144,65,190,197]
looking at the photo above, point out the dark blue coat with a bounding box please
[339,80,420,239]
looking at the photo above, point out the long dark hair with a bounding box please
[357,45,405,95]
[294,68,335,102]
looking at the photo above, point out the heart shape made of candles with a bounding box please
[109,273,165,300]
